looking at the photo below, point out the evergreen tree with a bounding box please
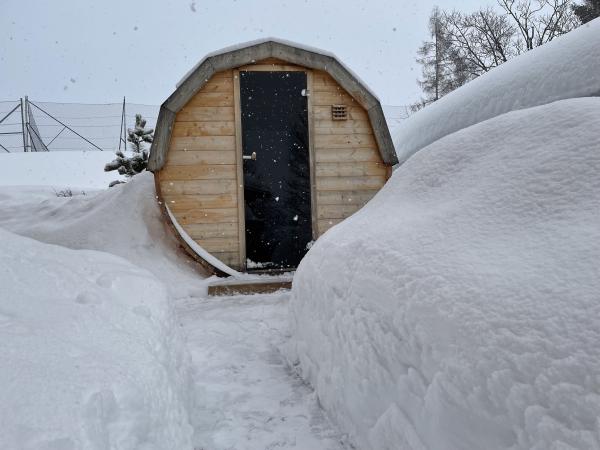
[127,114,154,153]
[412,7,464,111]
[572,0,600,23]
[104,114,154,187]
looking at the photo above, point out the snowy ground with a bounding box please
[0,228,194,449]
[178,292,347,450]
[0,173,346,449]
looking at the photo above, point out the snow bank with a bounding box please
[0,151,125,189]
[288,98,600,449]
[0,228,193,449]
[394,19,600,164]
[0,172,207,298]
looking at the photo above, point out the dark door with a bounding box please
[240,71,312,270]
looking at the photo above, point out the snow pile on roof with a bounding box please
[0,228,193,449]
[0,151,125,189]
[288,97,600,449]
[393,19,600,164]
[0,172,207,298]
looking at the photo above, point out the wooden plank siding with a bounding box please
[172,121,235,137]
[157,64,388,271]
[311,71,386,236]
[159,69,241,269]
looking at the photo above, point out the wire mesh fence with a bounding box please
[0,100,159,153]
[0,99,409,154]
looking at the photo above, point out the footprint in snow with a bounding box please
[75,291,103,305]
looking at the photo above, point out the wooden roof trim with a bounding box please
[148,40,398,171]
[147,106,176,172]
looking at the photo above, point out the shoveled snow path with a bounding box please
[176,291,348,450]
[0,178,347,449]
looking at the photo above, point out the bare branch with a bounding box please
[412,0,579,108]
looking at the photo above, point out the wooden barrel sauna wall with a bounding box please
[148,39,398,274]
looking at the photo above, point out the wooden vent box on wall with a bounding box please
[331,104,348,120]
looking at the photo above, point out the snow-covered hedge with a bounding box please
[288,98,600,449]
[0,228,194,449]
[393,18,600,164]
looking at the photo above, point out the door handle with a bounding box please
[243,151,257,161]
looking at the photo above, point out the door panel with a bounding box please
[240,71,312,269]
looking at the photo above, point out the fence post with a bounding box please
[118,96,126,151]
[20,98,28,152]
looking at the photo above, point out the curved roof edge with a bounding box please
[176,37,380,99]
[148,38,398,171]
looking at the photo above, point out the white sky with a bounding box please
[1,0,486,107]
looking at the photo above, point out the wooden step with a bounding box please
[208,276,293,296]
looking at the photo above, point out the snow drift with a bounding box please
[393,18,600,164]
[288,98,600,449]
[0,172,207,298]
[0,228,193,449]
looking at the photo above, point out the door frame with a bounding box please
[233,64,317,271]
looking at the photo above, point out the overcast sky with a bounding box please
[1,0,487,107]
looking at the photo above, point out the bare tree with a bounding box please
[412,7,469,110]
[413,0,580,109]
[499,0,579,50]
[443,8,516,75]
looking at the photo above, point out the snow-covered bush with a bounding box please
[0,228,194,449]
[105,114,154,187]
[288,98,600,450]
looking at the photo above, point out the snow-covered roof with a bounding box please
[149,38,398,171]
[394,18,600,164]
[176,37,379,100]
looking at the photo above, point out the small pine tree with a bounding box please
[573,0,600,23]
[105,114,154,187]
[127,114,154,153]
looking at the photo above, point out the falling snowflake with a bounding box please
[293,215,298,221]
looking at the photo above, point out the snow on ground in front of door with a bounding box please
[0,170,347,449]
[177,292,349,450]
